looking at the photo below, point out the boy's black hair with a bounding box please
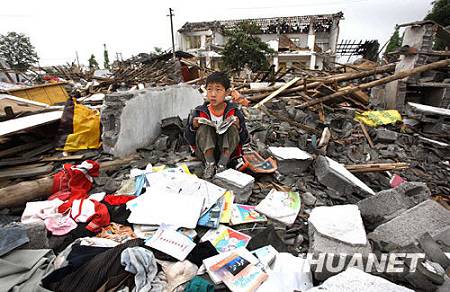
[205,71,230,90]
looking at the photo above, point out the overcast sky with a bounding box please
[0,0,433,67]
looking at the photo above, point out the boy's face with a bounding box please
[206,82,227,107]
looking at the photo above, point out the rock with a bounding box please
[306,268,413,292]
[269,147,313,175]
[19,222,49,250]
[357,182,430,230]
[154,135,169,151]
[374,128,399,143]
[302,192,317,206]
[368,200,450,252]
[314,156,375,197]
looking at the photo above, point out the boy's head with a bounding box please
[206,72,230,107]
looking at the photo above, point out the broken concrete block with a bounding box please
[368,200,450,252]
[308,205,372,280]
[18,221,49,250]
[101,84,203,157]
[314,156,375,196]
[268,147,313,175]
[373,128,398,143]
[306,268,413,292]
[357,182,430,230]
[213,169,254,203]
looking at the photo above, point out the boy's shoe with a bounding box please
[203,162,216,179]
[216,164,227,174]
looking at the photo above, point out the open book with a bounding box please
[198,116,237,135]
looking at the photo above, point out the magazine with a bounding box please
[197,115,237,135]
[201,224,251,253]
[230,204,267,225]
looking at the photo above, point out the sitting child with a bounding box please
[184,72,250,178]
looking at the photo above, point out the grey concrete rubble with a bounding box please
[101,84,203,157]
[368,200,450,252]
[268,146,313,175]
[373,128,399,143]
[314,155,375,197]
[357,182,430,230]
[308,205,372,280]
[306,268,414,292]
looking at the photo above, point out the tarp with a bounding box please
[56,98,101,151]
[354,110,402,127]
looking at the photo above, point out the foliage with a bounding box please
[425,0,450,49]
[0,32,39,72]
[103,44,110,69]
[88,54,99,70]
[385,28,402,54]
[221,21,274,72]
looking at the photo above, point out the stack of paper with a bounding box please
[255,189,301,226]
[213,169,254,203]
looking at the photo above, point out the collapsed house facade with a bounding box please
[178,12,343,70]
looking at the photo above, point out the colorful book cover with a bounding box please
[209,252,268,291]
[201,224,251,253]
[230,204,267,225]
[219,191,234,224]
[198,196,224,228]
[255,189,301,226]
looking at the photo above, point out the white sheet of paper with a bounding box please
[145,227,196,261]
[268,147,312,160]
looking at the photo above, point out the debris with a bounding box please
[354,110,402,127]
[307,268,413,292]
[268,146,313,174]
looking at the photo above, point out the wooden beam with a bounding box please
[359,121,374,148]
[345,162,410,173]
[297,59,450,109]
[253,77,301,109]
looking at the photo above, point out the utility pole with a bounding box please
[75,51,80,67]
[167,8,176,59]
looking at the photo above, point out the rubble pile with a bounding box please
[0,21,449,292]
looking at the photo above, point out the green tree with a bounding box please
[103,44,110,69]
[425,0,450,49]
[222,21,274,72]
[0,32,39,82]
[385,27,402,54]
[88,54,99,70]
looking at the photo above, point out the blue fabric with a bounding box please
[0,224,29,256]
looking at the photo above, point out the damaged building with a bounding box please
[178,12,343,70]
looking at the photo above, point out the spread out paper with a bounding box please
[255,189,301,226]
[219,191,235,224]
[145,226,196,261]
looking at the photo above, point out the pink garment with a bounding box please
[45,214,77,236]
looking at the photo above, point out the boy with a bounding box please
[184,72,250,179]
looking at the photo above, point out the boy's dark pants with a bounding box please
[195,125,240,162]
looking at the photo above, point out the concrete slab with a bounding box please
[306,268,413,292]
[101,84,203,157]
[315,156,375,196]
[368,200,450,252]
[309,205,368,246]
[357,182,430,230]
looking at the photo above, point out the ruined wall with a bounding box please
[101,84,204,157]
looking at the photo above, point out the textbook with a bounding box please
[198,115,237,135]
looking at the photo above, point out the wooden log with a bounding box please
[253,77,301,109]
[297,59,450,109]
[359,121,374,148]
[345,162,410,173]
[0,156,137,209]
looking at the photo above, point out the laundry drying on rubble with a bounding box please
[0,17,450,292]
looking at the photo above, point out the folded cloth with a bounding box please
[184,276,214,292]
[0,249,55,292]
[120,246,164,292]
[21,199,64,224]
[104,194,136,206]
[0,224,29,256]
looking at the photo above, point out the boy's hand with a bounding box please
[192,117,200,129]
[232,117,240,129]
